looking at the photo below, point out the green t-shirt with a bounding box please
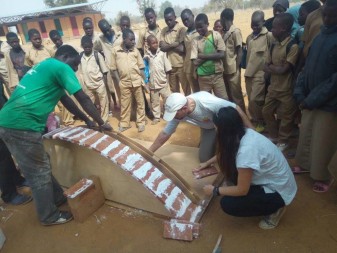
[0,58,81,132]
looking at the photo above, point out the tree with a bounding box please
[158,0,173,18]
[44,0,88,8]
[136,0,156,16]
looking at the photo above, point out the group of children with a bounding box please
[0,0,336,192]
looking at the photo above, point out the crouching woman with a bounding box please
[201,107,297,229]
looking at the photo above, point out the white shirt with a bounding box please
[236,129,297,205]
[163,91,236,135]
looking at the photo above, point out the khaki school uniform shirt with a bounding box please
[113,31,123,50]
[245,27,274,77]
[160,22,186,68]
[267,36,299,92]
[25,45,53,67]
[190,31,226,74]
[302,7,323,58]
[4,50,24,91]
[183,29,199,74]
[0,41,11,54]
[111,45,144,88]
[223,25,243,75]
[145,49,172,89]
[137,25,161,52]
[94,31,120,67]
[80,52,108,89]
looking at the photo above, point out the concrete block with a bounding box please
[64,175,105,223]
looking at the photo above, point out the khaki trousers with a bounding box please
[168,67,191,95]
[224,70,246,112]
[296,109,337,181]
[150,85,171,120]
[109,70,121,106]
[198,72,228,100]
[245,72,266,122]
[86,84,109,123]
[57,102,74,126]
[262,90,297,143]
[184,71,199,93]
[120,85,145,127]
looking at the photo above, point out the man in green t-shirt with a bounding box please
[0,45,112,226]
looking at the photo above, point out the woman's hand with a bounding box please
[203,184,214,196]
[192,162,211,173]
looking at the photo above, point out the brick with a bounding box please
[64,175,105,223]
[163,220,201,241]
[192,166,218,179]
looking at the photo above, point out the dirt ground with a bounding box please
[2,6,337,253]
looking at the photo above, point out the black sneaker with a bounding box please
[7,194,32,205]
[42,211,73,226]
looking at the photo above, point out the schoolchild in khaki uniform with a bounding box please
[181,9,200,93]
[25,29,53,67]
[80,35,110,124]
[190,14,227,99]
[94,19,123,111]
[137,8,161,57]
[144,35,172,124]
[160,7,189,95]
[49,30,75,126]
[213,20,224,37]
[245,11,273,133]
[262,13,299,151]
[221,8,246,112]
[111,29,146,133]
[4,33,29,94]
[0,40,11,96]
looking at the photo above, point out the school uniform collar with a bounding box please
[116,44,135,53]
[82,51,95,59]
[279,36,292,46]
[100,29,116,44]
[223,24,237,41]
[166,22,179,32]
[146,24,160,34]
[251,27,268,39]
[146,48,160,58]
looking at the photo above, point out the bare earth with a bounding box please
[1,7,337,253]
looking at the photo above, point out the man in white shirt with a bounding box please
[149,91,253,162]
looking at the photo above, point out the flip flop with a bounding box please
[313,179,335,193]
[292,166,309,174]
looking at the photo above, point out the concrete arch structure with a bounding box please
[43,126,223,239]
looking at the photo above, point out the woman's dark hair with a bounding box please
[213,107,246,184]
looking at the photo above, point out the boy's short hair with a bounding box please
[28,29,40,39]
[122,28,134,39]
[144,7,156,16]
[6,32,18,40]
[326,0,337,7]
[55,45,79,58]
[146,34,157,44]
[181,9,193,17]
[273,0,289,10]
[81,35,93,45]
[49,30,60,39]
[98,19,110,29]
[82,17,93,25]
[252,10,265,21]
[275,13,294,32]
[164,7,175,16]
[221,8,234,21]
[195,13,209,24]
[120,15,130,24]
[301,0,321,13]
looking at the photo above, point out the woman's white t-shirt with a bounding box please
[236,129,297,205]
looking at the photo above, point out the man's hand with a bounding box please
[100,122,113,132]
[85,120,96,129]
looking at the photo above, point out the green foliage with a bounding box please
[158,0,173,18]
[136,0,156,16]
[44,0,88,8]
